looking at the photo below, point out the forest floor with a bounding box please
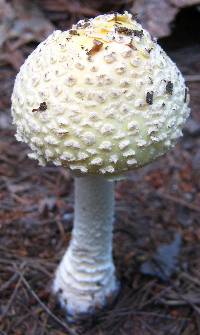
[0,1,200,334]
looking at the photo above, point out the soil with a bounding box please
[0,2,200,335]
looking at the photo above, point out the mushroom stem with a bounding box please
[53,176,119,317]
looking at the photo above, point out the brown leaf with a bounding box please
[39,0,99,16]
[0,0,15,47]
[131,0,200,38]
[10,0,55,43]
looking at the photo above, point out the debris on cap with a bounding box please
[11,11,190,176]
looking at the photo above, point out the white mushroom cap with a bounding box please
[11,12,190,176]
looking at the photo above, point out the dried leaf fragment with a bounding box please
[87,39,103,55]
[32,102,47,112]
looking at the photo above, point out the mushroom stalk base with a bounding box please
[53,176,119,317]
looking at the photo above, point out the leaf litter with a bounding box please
[0,1,200,335]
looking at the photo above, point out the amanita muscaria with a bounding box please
[11,12,190,317]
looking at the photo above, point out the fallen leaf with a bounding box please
[140,233,182,281]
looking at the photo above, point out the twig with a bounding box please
[180,272,200,287]
[157,191,200,212]
[0,272,19,292]
[16,270,78,335]
[157,287,200,316]
[141,319,158,335]
[0,274,22,322]
[101,309,190,321]
[12,311,34,328]
[158,298,189,306]
[144,258,200,317]
[0,261,27,321]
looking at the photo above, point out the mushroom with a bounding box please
[11,12,190,318]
